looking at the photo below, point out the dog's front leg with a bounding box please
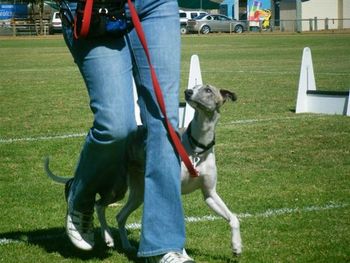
[95,203,115,248]
[203,189,242,255]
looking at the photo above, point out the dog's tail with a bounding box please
[44,157,72,184]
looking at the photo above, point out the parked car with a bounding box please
[179,10,207,34]
[187,14,247,34]
[49,12,62,34]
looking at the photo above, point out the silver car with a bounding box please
[187,14,246,34]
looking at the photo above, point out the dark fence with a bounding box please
[0,19,50,36]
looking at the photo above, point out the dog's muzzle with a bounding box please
[184,89,194,101]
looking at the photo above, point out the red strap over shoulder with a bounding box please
[127,0,199,177]
[74,0,94,39]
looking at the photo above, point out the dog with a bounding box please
[45,84,242,256]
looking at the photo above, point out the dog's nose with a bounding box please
[184,89,194,100]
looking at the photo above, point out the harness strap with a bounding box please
[127,0,199,177]
[187,122,215,154]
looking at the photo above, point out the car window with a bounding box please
[54,13,60,19]
[179,13,186,18]
[190,13,198,19]
[196,13,207,20]
[206,16,212,20]
[218,15,230,21]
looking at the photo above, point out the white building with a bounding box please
[279,0,350,31]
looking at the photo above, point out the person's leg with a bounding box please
[62,13,137,250]
[126,0,186,257]
[68,38,136,213]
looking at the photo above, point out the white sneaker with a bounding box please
[146,251,195,263]
[66,209,95,251]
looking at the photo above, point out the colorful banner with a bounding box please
[247,0,271,28]
[0,4,27,20]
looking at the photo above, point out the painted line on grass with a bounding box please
[223,114,333,126]
[0,115,324,144]
[222,116,302,126]
[126,202,348,230]
[0,132,86,144]
[0,202,347,246]
[234,70,350,76]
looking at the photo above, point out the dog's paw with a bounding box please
[102,230,115,248]
[105,239,115,248]
[232,244,242,257]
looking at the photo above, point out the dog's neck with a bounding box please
[187,110,219,153]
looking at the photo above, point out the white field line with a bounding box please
[233,70,349,76]
[194,70,350,76]
[126,202,348,230]
[221,116,303,126]
[0,132,86,144]
[0,115,322,144]
[1,202,347,246]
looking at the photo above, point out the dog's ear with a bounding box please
[220,89,237,103]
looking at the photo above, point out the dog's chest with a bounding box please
[180,152,216,194]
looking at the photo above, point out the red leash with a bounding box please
[74,0,199,177]
[127,0,198,177]
[74,0,93,39]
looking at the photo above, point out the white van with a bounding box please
[49,12,62,34]
[179,10,207,34]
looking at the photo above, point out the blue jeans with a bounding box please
[62,0,184,257]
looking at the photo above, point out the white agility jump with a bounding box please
[133,54,202,127]
[295,47,350,116]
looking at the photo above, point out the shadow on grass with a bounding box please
[0,227,144,262]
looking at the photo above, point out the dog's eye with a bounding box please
[205,87,212,94]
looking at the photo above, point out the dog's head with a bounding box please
[184,84,237,115]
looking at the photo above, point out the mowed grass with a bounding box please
[0,33,350,262]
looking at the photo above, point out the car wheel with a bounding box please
[234,25,243,34]
[201,25,210,34]
[180,26,187,34]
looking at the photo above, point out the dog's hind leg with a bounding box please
[116,192,143,253]
[116,168,144,253]
[95,202,115,248]
[203,189,242,256]
[95,176,128,248]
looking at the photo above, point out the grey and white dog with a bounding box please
[45,84,242,255]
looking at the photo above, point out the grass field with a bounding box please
[0,33,350,263]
